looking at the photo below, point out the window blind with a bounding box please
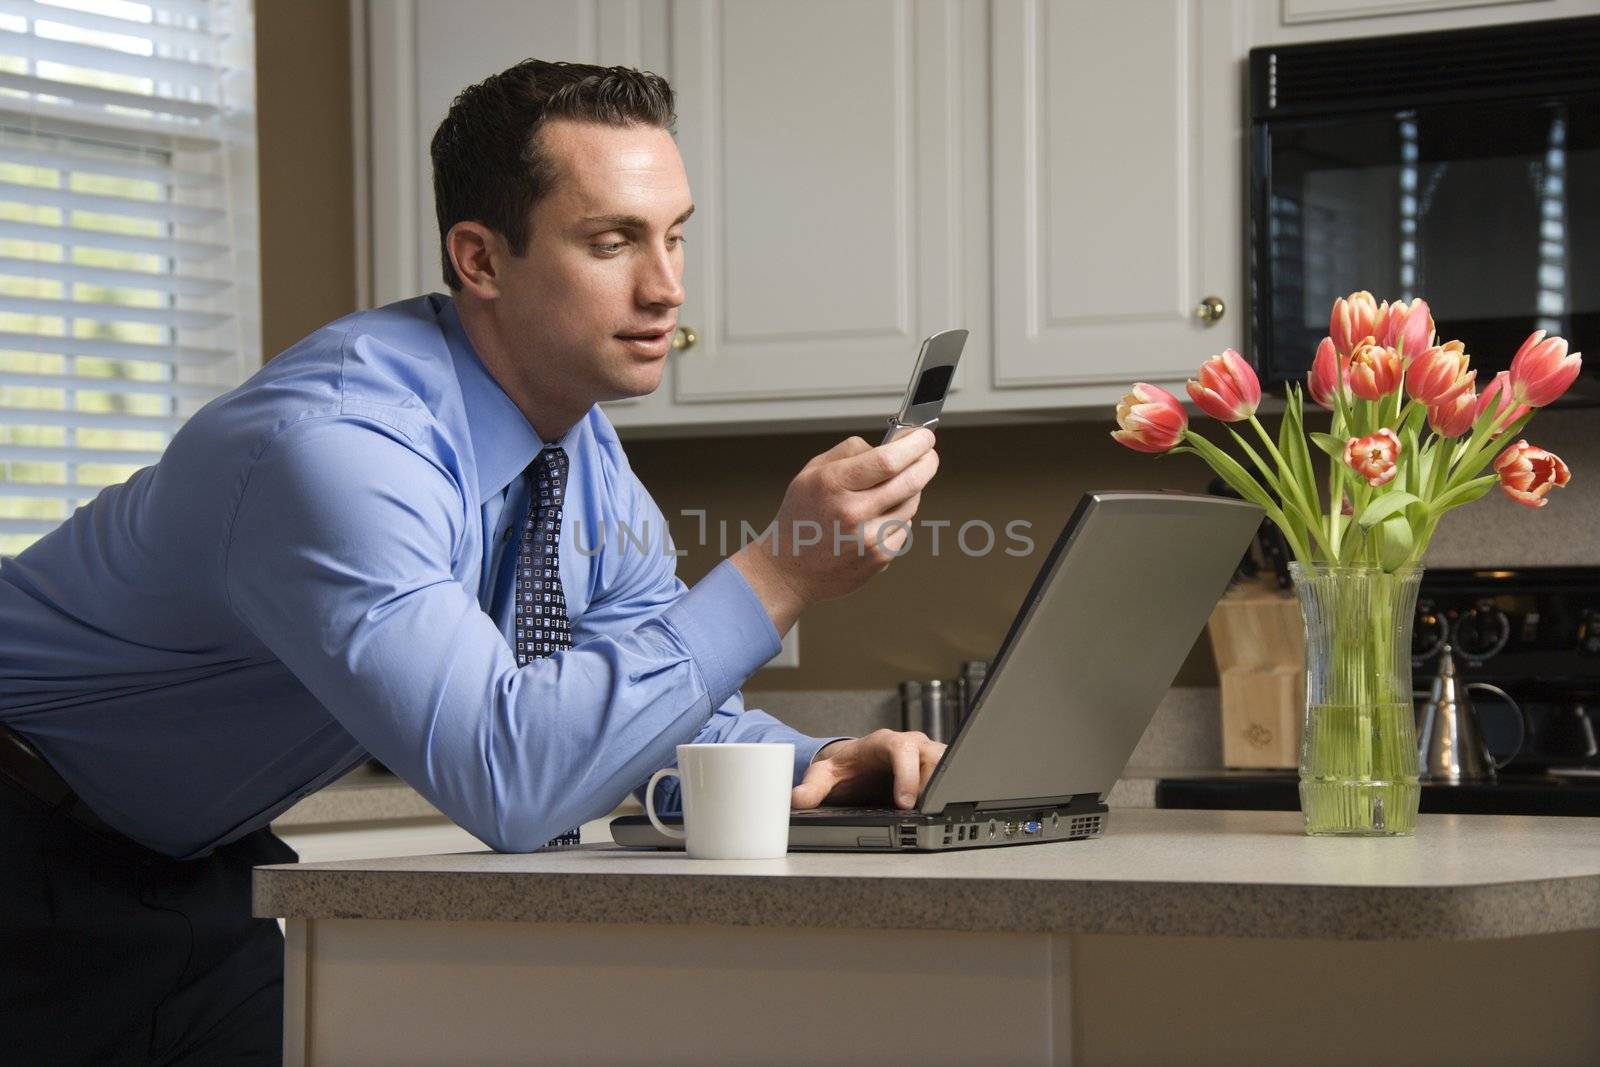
[0,0,258,556]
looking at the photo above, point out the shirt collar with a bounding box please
[434,294,576,505]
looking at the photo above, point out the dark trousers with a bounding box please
[0,776,296,1065]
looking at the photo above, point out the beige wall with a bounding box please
[255,0,357,360]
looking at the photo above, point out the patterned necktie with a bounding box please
[515,445,580,848]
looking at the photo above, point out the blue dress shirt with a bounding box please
[0,294,840,858]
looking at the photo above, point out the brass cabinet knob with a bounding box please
[1194,295,1226,324]
[671,325,698,351]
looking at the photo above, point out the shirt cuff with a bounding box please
[659,558,783,712]
[807,737,855,768]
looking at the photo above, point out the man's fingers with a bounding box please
[805,435,872,474]
[858,447,939,520]
[833,427,934,491]
[864,491,921,556]
[791,761,841,809]
[890,737,923,809]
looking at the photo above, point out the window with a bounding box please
[0,0,257,556]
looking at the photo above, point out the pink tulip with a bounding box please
[1476,371,1531,437]
[1494,439,1571,508]
[1405,340,1474,406]
[1427,387,1477,438]
[1330,291,1378,358]
[1347,339,1403,401]
[1508,330,1582,407]
[1111,383,1188,453]
[1344,429,1402,487]
[1374,298,1434,359]
[1308,336,1352,410]
[1186,348,1261,422]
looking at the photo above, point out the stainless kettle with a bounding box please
[1417,642,1525,783]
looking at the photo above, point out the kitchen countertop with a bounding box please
[254,808,1600,941]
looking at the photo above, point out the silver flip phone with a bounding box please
[882,329,968,445]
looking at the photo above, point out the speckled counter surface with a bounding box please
[254,808,1600,941]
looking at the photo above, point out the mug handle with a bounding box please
[645,768,687,840]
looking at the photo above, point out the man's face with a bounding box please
[491,119,691,411]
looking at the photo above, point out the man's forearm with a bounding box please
[730,539,808,636]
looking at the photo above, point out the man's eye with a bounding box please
[594,242,625,255]
[668,234,687,248]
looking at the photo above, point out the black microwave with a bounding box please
[1247,15,1600,396]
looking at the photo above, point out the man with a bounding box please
[0,60,944,1064]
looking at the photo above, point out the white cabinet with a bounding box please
[986,0,1244,395]
[368,0,668,307]
[1251,0,1584,46]
[666,0,973,406]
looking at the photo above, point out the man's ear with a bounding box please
[447,221,502,300]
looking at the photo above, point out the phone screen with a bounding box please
[911,364,955,407]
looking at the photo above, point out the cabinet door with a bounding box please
[371,0,665,304]
[367,0,672,421]
[668,0,971,404]
[990,0,1242,389]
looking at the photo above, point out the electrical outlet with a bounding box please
[764,622,800,669]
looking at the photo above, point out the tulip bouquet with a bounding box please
[1111,292,1579,572]
[1112,292,1581,836]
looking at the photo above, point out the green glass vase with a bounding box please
[1289,562,1423,836]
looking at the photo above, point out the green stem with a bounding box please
[1246,415,1334,558]
[1450,404,1528,480]
[1328,462,1344,555]
[1180,430,1314,563]
[1398,439,1479,570]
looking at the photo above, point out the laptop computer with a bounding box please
[611,490,1264,851]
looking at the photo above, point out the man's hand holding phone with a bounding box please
[732,427,938,634]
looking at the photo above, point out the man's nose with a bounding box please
[638,244,685,309]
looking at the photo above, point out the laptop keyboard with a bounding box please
[792,806,918,819]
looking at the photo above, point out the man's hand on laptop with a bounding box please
[790,729,946,811]
[733,429,938,635]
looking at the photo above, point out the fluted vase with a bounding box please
[1289,562,1423,835]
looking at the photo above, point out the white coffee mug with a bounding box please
[645,743,793,859]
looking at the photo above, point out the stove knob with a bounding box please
[1578,610,1600,656]
[1412,601,1448,661]
[1453,601,1510,661]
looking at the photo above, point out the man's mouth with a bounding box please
[616,327,672,341]
[615,326,675,357]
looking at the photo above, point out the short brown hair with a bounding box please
[429,60,677,291]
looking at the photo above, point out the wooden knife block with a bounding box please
[1206,578,1306,768]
